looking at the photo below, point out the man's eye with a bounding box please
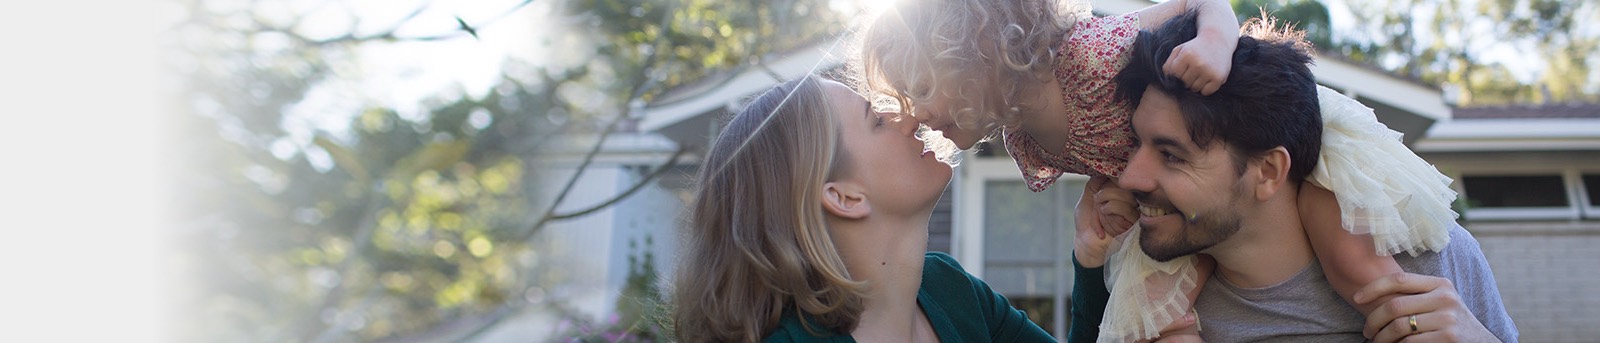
[1161,151,1183,163]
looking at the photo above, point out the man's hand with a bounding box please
[1162,30,1234,95]
[1354,273,1501,343]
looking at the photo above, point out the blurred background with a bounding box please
[4,0,1595,342]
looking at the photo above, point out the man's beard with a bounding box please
[1140,207,1242,261]
[1135,183,1248,262]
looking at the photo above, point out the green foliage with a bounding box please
[1233,0,1334,49]
[1246,0,1600,106]
[549,237,671,342]
[167,0,845,341]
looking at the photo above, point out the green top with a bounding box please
[1067,255,1108,343]
[764,252,1053,342]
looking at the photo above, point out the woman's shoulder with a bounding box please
[922,252,967,277]
[921,252,981,291]
[763,312,854,343]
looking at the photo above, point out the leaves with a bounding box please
[171,0,845,342]
[1305,0,1600,105]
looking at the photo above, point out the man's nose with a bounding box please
[1118,148,1156,192]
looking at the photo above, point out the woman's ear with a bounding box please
[821,182,871,219]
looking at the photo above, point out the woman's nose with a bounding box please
[891,113,918,136]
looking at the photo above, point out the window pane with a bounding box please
[1586,174,1600,207]
[983,265,1055,296]
[1462,175,1569,208]
[983,180,1057,261]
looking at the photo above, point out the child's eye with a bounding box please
[875,114,886,127]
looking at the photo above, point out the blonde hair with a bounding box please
[857,0,1086,135]
[673,75,866,342]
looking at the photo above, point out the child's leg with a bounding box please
[1298,183,1403,316]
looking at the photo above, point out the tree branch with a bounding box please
[243,0,538,46]
[549,145,690,221]
[522,0,677,239]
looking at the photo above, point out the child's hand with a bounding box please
[1162,31,1234,95]
[1091,176,1138,237]
[1075,177,1118,268]
[1135,310,1201,343]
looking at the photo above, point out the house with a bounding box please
[494,0,1600,341]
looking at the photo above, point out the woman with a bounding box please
[672,75,1052,342]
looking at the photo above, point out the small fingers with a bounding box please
[1158,310,1198,334]
[1163,44,1187,76]
[1198,78,1222,96]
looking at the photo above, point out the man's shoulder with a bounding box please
[1395,224,1488,276]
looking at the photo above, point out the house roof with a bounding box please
[1452,103,1600,119]
[638,38,851,133]
[1414,103,1600,153]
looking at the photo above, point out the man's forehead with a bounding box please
[1132,88,1186,138]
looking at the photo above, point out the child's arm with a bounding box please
[1134,0,1239,95]
[1299,183,1404,316]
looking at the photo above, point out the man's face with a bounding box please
[1116,86,1251,261]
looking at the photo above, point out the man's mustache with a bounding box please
[1131,190,1199,223]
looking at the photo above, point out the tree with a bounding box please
[1256,0,1600,106]
[166,0,852,341]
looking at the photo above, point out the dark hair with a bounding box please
[1113,10,1322,183]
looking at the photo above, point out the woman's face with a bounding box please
[821,80,954,215]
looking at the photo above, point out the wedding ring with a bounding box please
[1408,314,1419,333]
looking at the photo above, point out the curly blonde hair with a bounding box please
[857,0,1088,134]
[673,75,866,342]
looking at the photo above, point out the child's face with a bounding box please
[910,94,993,150]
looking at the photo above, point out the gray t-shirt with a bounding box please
[1196,224,1519,342]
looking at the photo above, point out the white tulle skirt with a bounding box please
[1094,85,1457,342]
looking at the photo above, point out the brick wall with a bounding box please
[1468,222,1600,341]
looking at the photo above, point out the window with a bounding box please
[982,180,1077,335]
[1462,175,1569,208]
[954,158,1085,339]
[1459,174,1577,220]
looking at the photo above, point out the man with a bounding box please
[1070,12,1518,342]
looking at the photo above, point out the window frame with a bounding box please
[1579,169,1600,219]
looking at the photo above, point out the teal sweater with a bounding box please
[764,252,1053,342]
[1067,256,1108,343]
